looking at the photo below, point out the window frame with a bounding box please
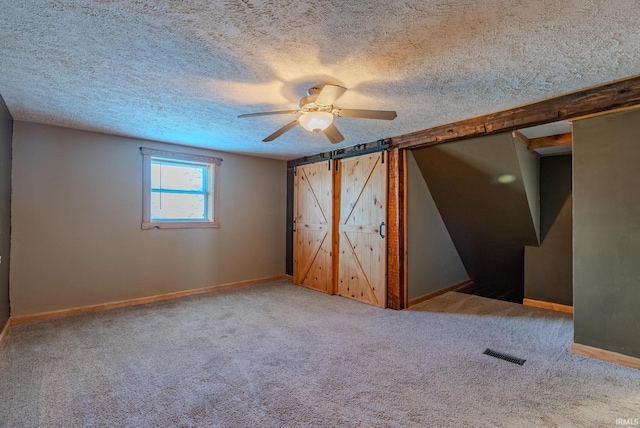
[141,147,222,230]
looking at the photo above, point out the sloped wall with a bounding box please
[412,132,539,302]
[407,150,468,300]
[0,95,12,329]
[525,155,572,306]
[573,109,640,358]
[514,139,540,242]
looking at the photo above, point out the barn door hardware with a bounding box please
[327,150,339,171]
[287,139,390,171]
[379,221,386,239]
[329,139,390,163]
[292,220,296,232]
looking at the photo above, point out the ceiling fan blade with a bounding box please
[335,109,397,120]
[263,120,299,142]
[323,123,344,144]
[238,110,299,118]
[315,84,347,106]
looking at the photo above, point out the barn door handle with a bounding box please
[379,221,385,239]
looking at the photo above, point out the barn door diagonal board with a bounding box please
[293,162,333,293]
[295,231,328,285]
[337,153,388,307]
[341,232,380,305]
[340,154,380,225]
[300,167,328,225]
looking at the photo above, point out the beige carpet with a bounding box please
[0,280,638,427]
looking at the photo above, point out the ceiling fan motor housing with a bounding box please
[300,85,332,112]
[307,85,324,96]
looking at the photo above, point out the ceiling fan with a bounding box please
[238,84,397,144]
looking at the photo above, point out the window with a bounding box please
[141,148,222,229]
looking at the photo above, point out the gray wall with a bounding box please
[0,96,12,328]
[525,155,572,305]
[573,109,640,358]
[10,122,287,315]
[412,132,539,302]
[286,167,294,276]
[407,150,468,300]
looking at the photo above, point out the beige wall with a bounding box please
[10,122,286,315]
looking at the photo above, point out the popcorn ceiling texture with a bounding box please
[0,0,639,159]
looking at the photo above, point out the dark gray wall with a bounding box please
[0,95,12,329]
[573,109,640,358]
[412,132,539,302]
[525,155,573,305]
[407,150,468,300]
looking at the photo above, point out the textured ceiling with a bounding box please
[1,1,639,160]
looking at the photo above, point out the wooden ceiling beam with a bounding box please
[390,75,640,150]
[528,132,572,150]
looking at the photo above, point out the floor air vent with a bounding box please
[483,348,526,365]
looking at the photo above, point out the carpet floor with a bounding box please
[0,280,638,427]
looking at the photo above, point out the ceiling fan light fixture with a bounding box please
[238,84,396,142]
[299,111,333,133]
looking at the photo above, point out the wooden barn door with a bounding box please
[293,161,333,292]
[337,153,388,307]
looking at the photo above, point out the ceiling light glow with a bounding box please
[299,111,333,133]
[497,174,517,184]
